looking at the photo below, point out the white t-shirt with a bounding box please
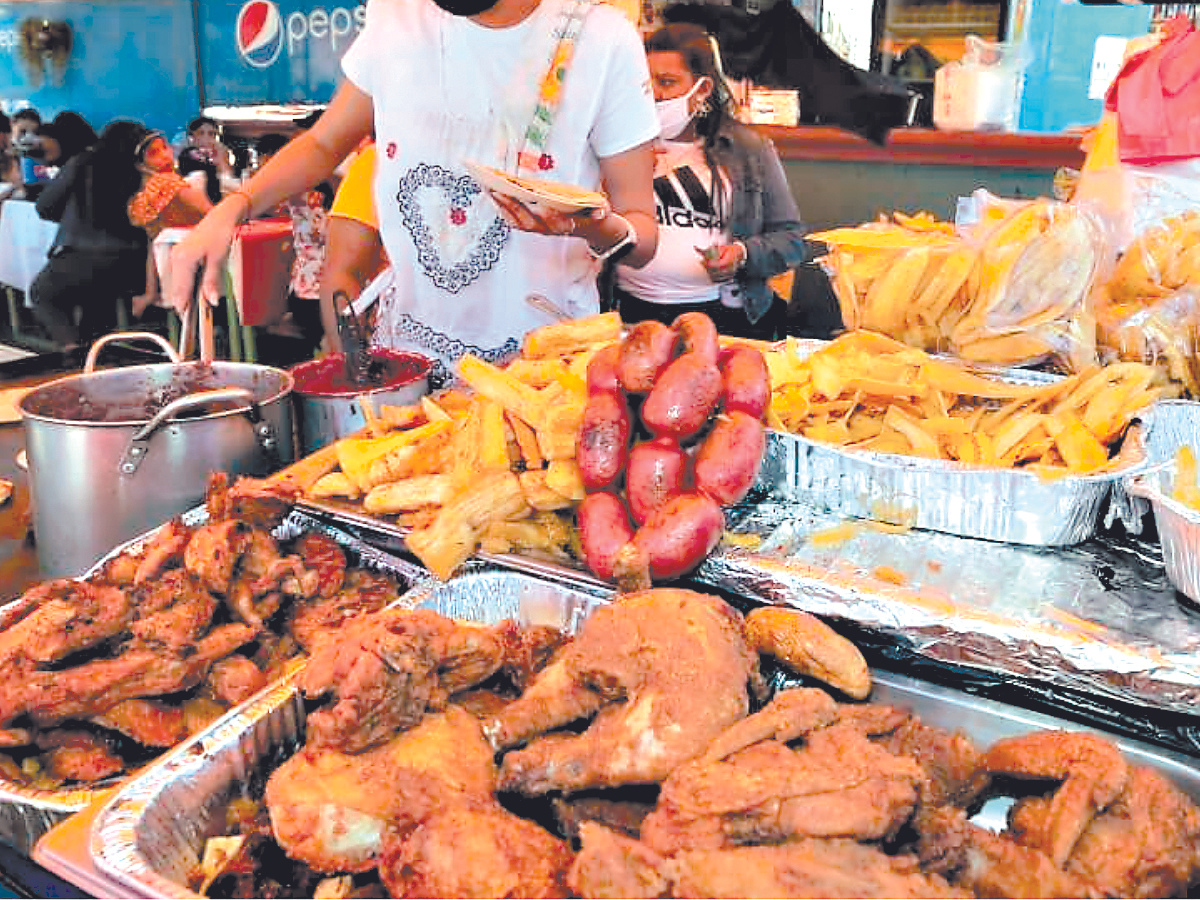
[342,0,657,383]
[616,139,731,305]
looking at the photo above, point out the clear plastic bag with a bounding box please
[1095,287,1200,397]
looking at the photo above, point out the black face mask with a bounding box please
[431,0,499,15]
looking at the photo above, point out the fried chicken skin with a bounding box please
[379,806,574,899]
[266,707,497,873]
[489,589,760,794]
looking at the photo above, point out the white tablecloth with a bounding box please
[0,200,58,295]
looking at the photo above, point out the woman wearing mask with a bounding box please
[31,120,151,350]
[611,23,811,340]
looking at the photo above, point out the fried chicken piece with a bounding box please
[10,623,257,726]
[641,726,925,856]
[1064,766,1200,898]
[300,609,518,753]
[881,717,983,809]
[292,533,347,598]
[128,570,217,651]
[205,473,300,528]
[490,589,759,794]
[378,805,574,899]
[132,518,193,586]
[665,839,967,899]
[914,805,1097,899]
[92,698,188,747]
[965,730,1129,868]
[700,687,839,764]
[0,578,132,667]
[185,519,253,595]
[287,568,399,652]
[225,527,296,627]
[266,708,496,873]
[501,624,571,692]
[37,729,125,783]
[203,655,267,707]
[569,822,671,900]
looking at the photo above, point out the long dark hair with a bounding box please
[77,119,152,234]
[644,23,740,224]
[42,111,97,165]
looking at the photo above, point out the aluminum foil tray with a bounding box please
[756,343,1148,546]
[699,500,1200,735]
[88,568,1200,899]
[89,565,612,899]
[0,506,426,855]
[1126,465,1200,606]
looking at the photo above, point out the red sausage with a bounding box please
[640,353,723,441]
[577,391,632,492]
[625,437,688,526]
[617,321,678,394]
[671,312,720,366]
[578,492,636,581]
[632,493,725,581]
[586,344,621,396]
[720,347,770,420]
[694,412,766,505]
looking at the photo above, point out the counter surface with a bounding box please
[765,125,1086,170]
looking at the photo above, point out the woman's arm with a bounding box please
[738,140,810,279]
[34,155,79,222]
[167,82,373,312]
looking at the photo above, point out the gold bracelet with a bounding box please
[229,188,254,223]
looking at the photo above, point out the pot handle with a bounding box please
[85,332,181,373]
[119,387,284,477]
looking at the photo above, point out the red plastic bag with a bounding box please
[1105,17,1200,165]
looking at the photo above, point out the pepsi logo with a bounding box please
[237,0,284,68]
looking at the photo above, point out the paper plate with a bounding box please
[465,161,605,213]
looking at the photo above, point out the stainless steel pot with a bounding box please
[18,333,295,578]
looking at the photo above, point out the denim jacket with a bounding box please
[709,121,811,323]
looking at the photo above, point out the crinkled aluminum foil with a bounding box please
[89,564,610,899]
[0,507,426,856]
[699,498,1200,719]
[88,564,1200,900]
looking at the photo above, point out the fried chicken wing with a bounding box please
[641,726,925,856]
[0,579,132,667]
[1064,766,1200,898]
[265,707,496,873]
[128,570,217,651]
[378,805,574,899]
[490,589,760,794]
[91,698,188,747]
[287,568,399,653]
[966,730,1130,868]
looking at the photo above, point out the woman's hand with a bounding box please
[490,192,606,239]
[699,242,746,283]
[167,198,243,313]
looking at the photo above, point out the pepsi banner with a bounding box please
[199,0,365,105]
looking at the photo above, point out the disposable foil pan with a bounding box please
[89,565,612,899]
[88,573,1200,899]
[0,506,426,855]
[1125,465,1200,605]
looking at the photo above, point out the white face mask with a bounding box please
[655,77,710,141]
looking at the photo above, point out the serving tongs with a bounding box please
[335,290,373,386]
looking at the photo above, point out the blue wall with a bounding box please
[0,1,200,136]
[1012,0,1151,133]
